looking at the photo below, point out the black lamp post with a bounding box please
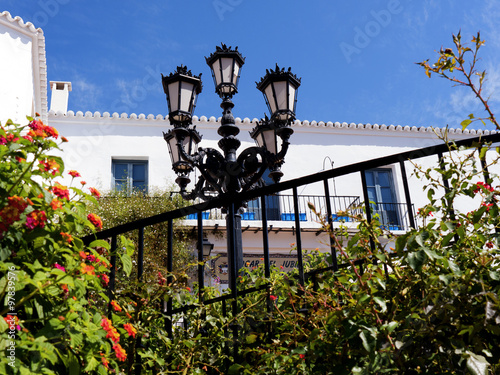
[162,44,300,289]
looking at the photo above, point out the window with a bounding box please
[112,160,148,193]
[246,170,281,220]
[365,168,400,228]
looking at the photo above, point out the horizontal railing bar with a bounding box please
[170,284,270,314]
[82,134,499,243]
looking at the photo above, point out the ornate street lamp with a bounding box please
[162,44,300,289]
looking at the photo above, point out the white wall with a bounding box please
[0,23,34,125]
[0,11,48,125]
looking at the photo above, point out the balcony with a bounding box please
[184,194,415,231]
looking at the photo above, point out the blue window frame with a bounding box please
[365,168,400,228]
[112,160,148,193]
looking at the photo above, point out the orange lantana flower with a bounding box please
[111,300,122,312]
[123,323,137,338]
[50,199,62,210]
[80,263,95,276]
[113,343,127,361]
[60,232,73,243]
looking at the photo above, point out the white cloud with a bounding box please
[69,77,103,112]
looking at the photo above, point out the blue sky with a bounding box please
[4,0,500,130]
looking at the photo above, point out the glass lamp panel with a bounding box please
[180,82,195,113]
[273,81,288,112]
[263,129,278,154]
[211,59,222,87]
[288,85,296,113]
[221,57,234,83]
[184,134,199,156]
[264,84,276,114]
[232,62,240,85]
[167,81,179,113]
[167,136,180,164]
[254,132,265,149]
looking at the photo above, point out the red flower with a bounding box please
[100,274,110,287]
[44,126,58,139]
[50,199,62,210]
[107,327,120,343]
[51,183,69,200]
[113,343,127,361]
[26,210,47,230]
[299,354,305,360]
[28,120,58,139]
[0,196,30,233]
[186,287,191,292]
[111,300,122,312]
[79,251,87,259]
[486,242,494,249]
[53,263,66,272]
[61,136,68,142]
[87,213,103,229]
[158,271,166,286]
[80,262,95,276]
[80,181,87,186]
[68,170,81,178]
[39,158,60,175]
[60,232,73,243]
[22,135,34,143]
[89,187,101,198]
[61,284,69,294]
[123,323,137,338]
[101,317,112,331]
[269,295,277,301]
[101,356,109,369]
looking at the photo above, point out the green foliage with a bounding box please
[0,117,127,373]
[88,189,194,278]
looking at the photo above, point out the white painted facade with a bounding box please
[0,11,48,125]
[3,12,499,287]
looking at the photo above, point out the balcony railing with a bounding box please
[184,194,415,231]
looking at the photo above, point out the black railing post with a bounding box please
[360,171,376,259]
[226,202,239,363]
[293,187,305,286]
[399,160,416,229]
[165,219,173,339]
[197,212,205,304]
[323,179,338,271]
[135,227,144,375]
[108,235,117,316]
[261,196,271,279]
[137,227,144,280]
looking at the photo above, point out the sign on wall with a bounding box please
[210,253,298,284]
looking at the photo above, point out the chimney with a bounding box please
[49,81,72,113]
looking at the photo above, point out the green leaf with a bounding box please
[69,331,84,347]
[407,250,426,272]
[228,364,243,374]
[373,297,387,312]
[466,351,489,375]
[88,239,111,249]
[461,119,472,130]
[84,356,99,372]
[360,330,374,352]
[120,253,133,276]
[246,334,257,344]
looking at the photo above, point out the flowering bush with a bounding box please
[0,117,132,373]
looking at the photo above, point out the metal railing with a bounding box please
[81,133,500,374]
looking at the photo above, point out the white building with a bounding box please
[2,11,498,286]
